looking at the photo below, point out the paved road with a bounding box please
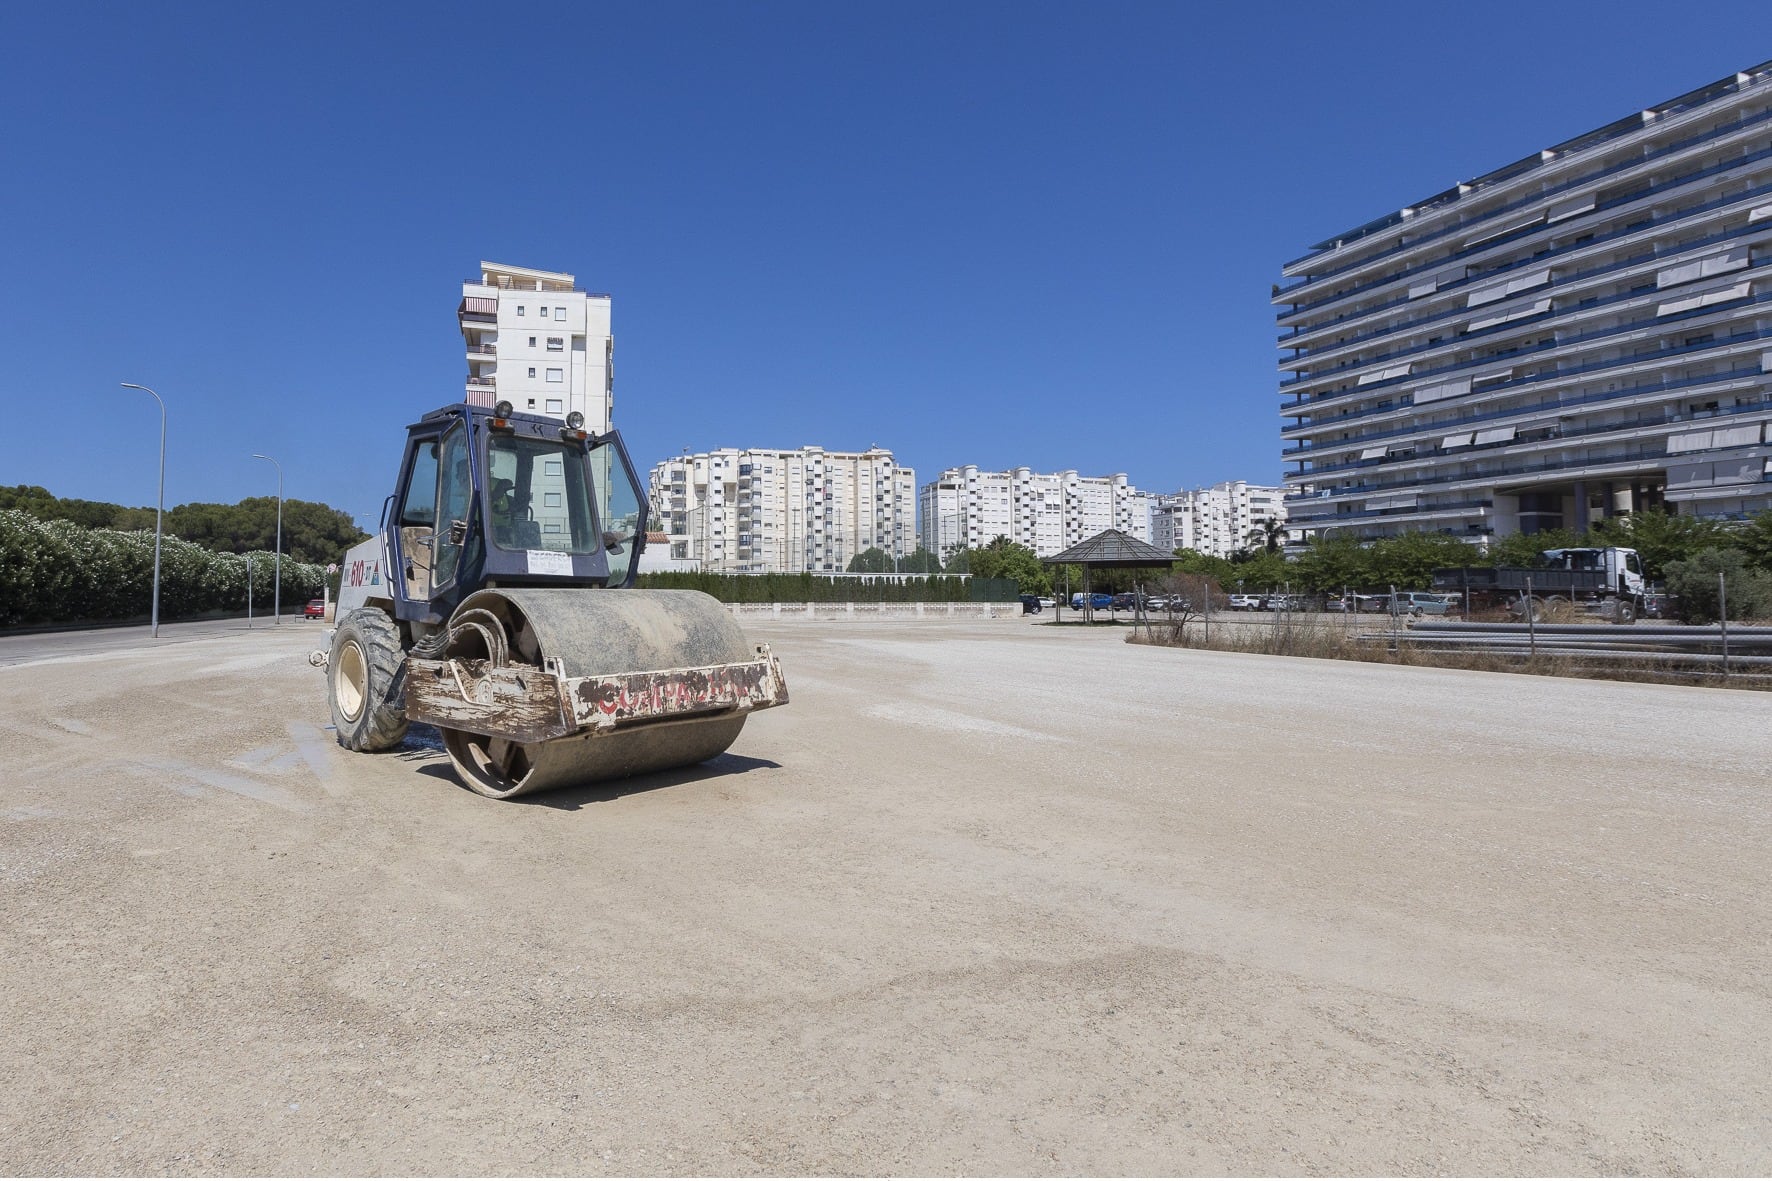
[0,615,321,668]
[1,617,1768,1173]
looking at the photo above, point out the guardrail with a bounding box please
[725,601,1020,621]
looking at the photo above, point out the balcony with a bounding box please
[1288,367,1767,462]
[1290,262,1772,400]
[467,342,497,357]
[1285,307,1772,428]
[1279,152,1772,323]
[1289,446,1673,507]
[1281,214,1772,363]
[1280,87,1772,286]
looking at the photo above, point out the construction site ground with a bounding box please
[1,616,1768,1174]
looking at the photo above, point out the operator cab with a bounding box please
[386,401,648,627]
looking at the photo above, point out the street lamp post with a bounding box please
[252,453,283,624]
[119,384,166,638]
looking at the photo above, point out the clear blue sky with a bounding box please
[4,2,1771,530]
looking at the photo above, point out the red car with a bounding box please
[303,599,327,620]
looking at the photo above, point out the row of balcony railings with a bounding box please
[1283,262,1770,399]
[1285,303,1772,428]
[1289,498,1496,525]
[1286,68,1772,268]
[1277,142,1772,322]
[467,343,497,355]
[1296,399,1769,485]
[1281,211,1772,362]
[464,277,588,294]
[1286,367,1770,458]
[1279,96,1772,288]
[1288,445,1675,510]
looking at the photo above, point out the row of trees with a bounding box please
[0,510,328,627]
[0,485,366,566]
[844,509,1772,619]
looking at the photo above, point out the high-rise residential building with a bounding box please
[647,447,915,573]
[1276,62,1772,545]
[917,467,1154,561]
[458,261,615,431]
[1152,481,1289,558]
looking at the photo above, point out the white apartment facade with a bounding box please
[1151,481,1289,558]
[917,466,1154,561]
[648,447,916,573]
[458,261,615,431]
[1277,61,1772,544]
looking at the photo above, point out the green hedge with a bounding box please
[636,571,1019,603]
[0,509,326,627]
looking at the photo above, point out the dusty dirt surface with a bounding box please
[2,617,1769,1175]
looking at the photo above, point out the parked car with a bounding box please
[1036,596,1056,610]
[1070,592,1114,610]
[1019,594,1043,615]
[1388,591,1455,617]
[1263,594,1302,611]
[1227,593,1260,610]
[303,598,327,620]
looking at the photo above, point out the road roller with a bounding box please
[322,401,787,798]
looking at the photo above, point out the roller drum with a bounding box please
[437,588,757,798]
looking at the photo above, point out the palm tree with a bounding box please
[1247,517,1287,554]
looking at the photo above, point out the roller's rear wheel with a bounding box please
[330,608,409,751]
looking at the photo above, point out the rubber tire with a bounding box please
[1613,597,1637,625]
[329,608,409,752]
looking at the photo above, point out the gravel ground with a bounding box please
[1,616,1768,1174]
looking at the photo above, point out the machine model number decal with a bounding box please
[345,559,381,588]
[526,549,573,576]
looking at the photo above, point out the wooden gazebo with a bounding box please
[1043,529,1177,621]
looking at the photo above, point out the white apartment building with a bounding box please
[1277,61,1772,544]
[647,447,916,573]
[1151,481,1289,558]
[458,261,615,431]
[917,467,1153,561]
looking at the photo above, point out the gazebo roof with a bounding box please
[1043,529,1176,567]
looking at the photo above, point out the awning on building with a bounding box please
[1357,362,1413,386]
[1546,194,1596,223]
[1413,376,1472,404]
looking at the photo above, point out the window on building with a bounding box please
[546,368,563,382]
[528,367,537,378]
[539,306,549,317]
[547,337,563,351]
[528,336,537,347]
[545,398,563,414]
[555,307,566,321]
[517,306,525,316]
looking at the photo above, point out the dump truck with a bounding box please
[322,400,787,798]
[1431,545,1646,623]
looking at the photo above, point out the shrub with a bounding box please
[1664,548,1772,624]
